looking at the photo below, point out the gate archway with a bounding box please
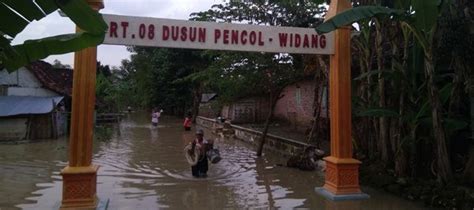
[60,0,368,208]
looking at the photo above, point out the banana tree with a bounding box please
[316,0,454,183]
[0,0,107,72]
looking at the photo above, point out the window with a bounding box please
[295,87,301,107]
[0,86,6,96]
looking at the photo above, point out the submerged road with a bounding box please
[0,112,429,209]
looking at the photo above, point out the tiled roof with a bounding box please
[201,93,217,103]
[26,61,73,97]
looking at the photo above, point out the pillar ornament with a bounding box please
[315,0,369,200]
[60,0,104,209]
[61,166,99,209]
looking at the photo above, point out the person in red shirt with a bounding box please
[183,112,192,131]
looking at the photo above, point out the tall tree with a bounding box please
[191,0,326,156]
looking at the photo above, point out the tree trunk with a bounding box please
[256,91,280,157]
[424,54,453,183]
[307,56,328,147]
[307,82,322,144]
[395,32,409,177]
[409,126,418,178]
[375,20,390,164]
[463,72,474,183]
[363,37,376,160]
[463,146,474,183]
[191,84,202,123]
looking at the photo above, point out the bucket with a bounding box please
[207,148,222,164]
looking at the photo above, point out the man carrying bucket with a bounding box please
[185,129,220,178]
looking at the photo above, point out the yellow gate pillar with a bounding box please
[315,0,369,200]
[60,0,104,209]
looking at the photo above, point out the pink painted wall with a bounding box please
[220,79,327,128]
[273,79,327,130]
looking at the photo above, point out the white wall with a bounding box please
[0,67,42,87]
[0,68,59,97]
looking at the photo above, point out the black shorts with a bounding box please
[191,155,208,177]
[152,122,158,126]
[184,126,191,131]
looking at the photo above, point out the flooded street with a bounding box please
[0,112,429,209]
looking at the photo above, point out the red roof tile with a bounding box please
[26,61,73,97]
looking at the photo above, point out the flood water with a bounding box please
[0,112,430,209]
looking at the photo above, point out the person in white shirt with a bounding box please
[151,108,160,127]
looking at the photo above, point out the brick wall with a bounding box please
[220,79,327,127]
[273,79,327,131]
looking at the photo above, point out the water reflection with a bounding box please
[0,112,430,209]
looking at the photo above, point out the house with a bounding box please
[221,96,270,124]
[0,61,72,141]
[220,78,327,131]
[273,79,328,130]
[0,96,65,141]
[198,93,218,118]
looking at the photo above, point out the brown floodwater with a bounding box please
[0,112,431,209]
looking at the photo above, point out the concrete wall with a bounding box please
[0,118,28,141]
[199,102,220,118]
[273,80,327,131]
[197,116,310,156]
[221,97,270,123]
[0,68,57,97]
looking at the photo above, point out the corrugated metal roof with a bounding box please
[201,93,217,103]
[0,96,64,117]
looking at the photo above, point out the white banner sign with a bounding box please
[102,14,334,55]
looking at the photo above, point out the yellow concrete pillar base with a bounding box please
[322,156,362,195]
[60,165,99,209]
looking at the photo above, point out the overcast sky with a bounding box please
[12,0,221,68]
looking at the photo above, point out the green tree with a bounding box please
[52,59,72,69]
[317,0,473,184]
[190,0,324,156]
[122,46,207,116]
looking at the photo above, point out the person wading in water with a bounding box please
[151,108,160,127]
[183,112,192,131]
[190,129,213,178]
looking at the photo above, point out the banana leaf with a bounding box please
[412,0,440,33]
[356,108,400,117]
[315,6,405,34]
[419,117,468,132]
[415,83,453,120]
[3,32,104,70]
[353,69,393,81]
[0,0,107,72]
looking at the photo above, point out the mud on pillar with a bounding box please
[60,0,104,209]
[315,0,369,200]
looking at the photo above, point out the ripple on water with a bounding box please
[0,114,430,210]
